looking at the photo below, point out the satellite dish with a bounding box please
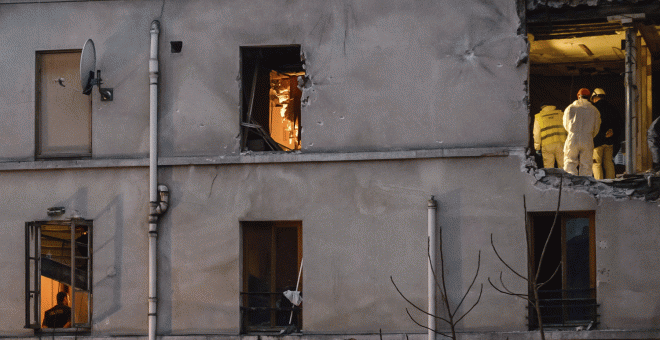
[80,39,113,101]
[80,39,96,95]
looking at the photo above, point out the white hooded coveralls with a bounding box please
[563,98,601,176]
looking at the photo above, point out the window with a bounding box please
[36,51,92,158]
[240,46,304,152]
[529,211,597,329]
[241,221,302,333]
[527,4,659,174]
[25,219,92,330]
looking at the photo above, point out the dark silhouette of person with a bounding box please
[42,292,71,328]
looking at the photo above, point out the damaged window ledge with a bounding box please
[0,146,521,171]
[526,162,660,203]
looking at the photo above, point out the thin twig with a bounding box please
[524,195,534,283]
[405,309,453,338]
[391,276,451,324]
[488,278,533,303]
[452,251,481,317]
[453,284,483,324]
[499,272,529,296]
[437,229,455,329]
[537,262,561,290]
[427,237,447,302]
[490,234,527,280]
[535,176,563,283]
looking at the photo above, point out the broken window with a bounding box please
[527,3,659,175]
[240,46,304,152]
[241,221,302,333]
[36,51,92,158]
[528,211,597,329]
[25,219,92,330]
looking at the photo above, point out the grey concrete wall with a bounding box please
[0,0,528,161]
[0,0,658,339]
[0,168,150,336]
[0,157,659,337]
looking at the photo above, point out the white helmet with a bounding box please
[592,88,606,97]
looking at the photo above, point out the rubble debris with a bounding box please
[523,154,660,202]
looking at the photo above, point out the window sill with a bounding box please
[36,327,90,334]
[0,146,519,171]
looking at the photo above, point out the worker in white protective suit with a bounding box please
[563,88,601,176]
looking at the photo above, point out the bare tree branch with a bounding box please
[535,176,563,283]
[524,195,534,284]
[490,176,564,340]
[391,276,451,324]
[452,251,481,317]
[405,308,453,338]
[488,277,533,303]
[437,230,455,330]
[427,238,447,302]
[393,199,482,340]
[537,262,561,290]
[498,272,528,297]
[490,234,527,280]
[453,283,483,324]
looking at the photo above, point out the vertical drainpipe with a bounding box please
[624,26,637,173]
[148,19,162,340]
[427,196,437,340]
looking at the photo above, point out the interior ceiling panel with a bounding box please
[529,22,660,71]
[530,30,626,64]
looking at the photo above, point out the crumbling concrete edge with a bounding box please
[519,151,660,204]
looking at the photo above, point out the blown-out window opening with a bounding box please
[240,45,305,152]
[527,4,660,177]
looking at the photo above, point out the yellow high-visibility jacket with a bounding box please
[533,105,568,150]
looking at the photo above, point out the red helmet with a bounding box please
[577,88,591,98]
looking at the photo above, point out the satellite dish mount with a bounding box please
[80,39,113,101]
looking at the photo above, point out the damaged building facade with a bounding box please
[0,0,659,339]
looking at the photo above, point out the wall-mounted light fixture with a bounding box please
[47,207,65,217]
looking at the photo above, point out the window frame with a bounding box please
[35,50,93,160]
[240,220,302,333]
[25,219,93,330]
[239,45,305,152]
[528,210,597,329]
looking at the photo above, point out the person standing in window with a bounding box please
[42,292,71,328]
[563,88,601,176]
[591,88,622,179]
[534,103,568,168]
